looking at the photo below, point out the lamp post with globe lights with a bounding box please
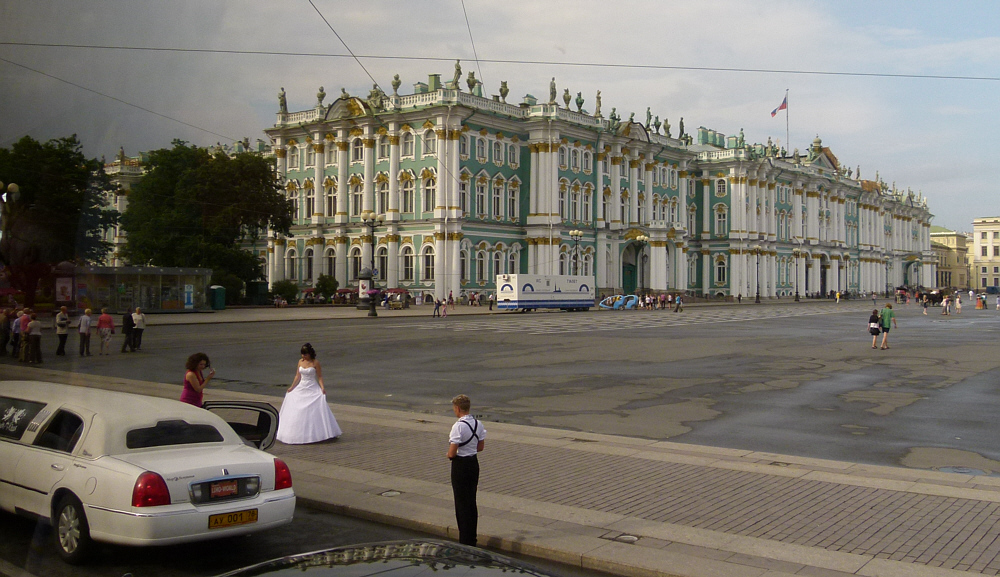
[359,210,384,317]
[635,234,649,296]
[569,229,584,275]
[792,248,801,302]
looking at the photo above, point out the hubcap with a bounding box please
[58,505,80,553]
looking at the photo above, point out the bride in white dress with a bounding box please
[276,343,342,444]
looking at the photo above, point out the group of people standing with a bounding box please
[0,307,43,363]
[0,305,147,361]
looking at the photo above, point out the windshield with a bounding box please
[126,420,224,449]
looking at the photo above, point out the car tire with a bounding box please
[53,494,92,564]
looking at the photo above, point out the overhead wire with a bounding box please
[460,0,485,86]
[3,41,1000,82]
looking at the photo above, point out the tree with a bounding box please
[0,136,119,307]
[315,274,339,301]
[270,279,299,304]
[121,141,292,284]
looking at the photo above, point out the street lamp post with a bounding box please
[635,234,649,296]
[754,245,761,304]
[793,248,800,302]
[360,210,384,317]
[569,229,584,275]
[885,257,891,299]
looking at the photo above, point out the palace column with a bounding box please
[336,131,349,225]
[335,236,348,290]
[701,172,712,240]
[387,126,400,221]
[643,159,654,225]
[610,145,622,229]
[595,153,606,227]
[676,244,688,290]
[271,239,285,283]
[677,163,688,231]
[650,240,667,291]
[702,250,712,296]
[806,188,819,244]
[313,136,326,224]
[628,158,640,225]
[311,238,323,285]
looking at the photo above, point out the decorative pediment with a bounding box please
[323,97,368,120]
[422,119,435,129]
[420,167,436,179]
[623,228,646,240]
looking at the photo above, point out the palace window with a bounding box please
[716,179,726,197]
[351,184,362,216]
[493,251,502,278]
[350,247,361,280]
[460,179,469,215]
[305,187,315,217]
[559,187,567,220]
[493,141,503,165]
[582,151,592,172]
[558,147,567,169]
[401,133,414,157]
[461,250,469,281]
[378,138,390,159]
[326,147,337,166]
[715,208,728,236]
[476,251,486,282]
[508,144,519,166]
[287,147,299,169]
[688,208,697,235]
[476,138,486,161]
[583,186,592,221]
[571,190,580,221]
[304,248,314,281]
[507,183,519,221]
[325,249,335,276]
[305,147,315,167]
[325,184,336,217]
[401,247,414,281]
[286,249,297,280]
[715,259,727,284]
[423,178,436,213]
[377,248,387,281]
[571,149,579,171]
[508,252,518,275]
[351,139,363,162]
[460,135,469,157]
[288,190,299,221]
[422,247,435,280]
[401,179,415,213]
[423,131,436,156]
[492,180,503,219]
[377,181,389,214]
[476,181,487,217]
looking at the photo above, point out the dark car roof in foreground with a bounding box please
[215,539,560,577]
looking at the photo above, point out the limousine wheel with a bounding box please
[54,495,92,563]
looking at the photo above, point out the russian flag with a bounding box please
[771,95,787,117]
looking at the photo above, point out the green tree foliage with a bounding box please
[270,279,299,304]
[315,274,339,301]
[210,271,245,306]
[0,135,118,306]
[121,141,291,283]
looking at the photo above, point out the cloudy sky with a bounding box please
[2,1,998,231]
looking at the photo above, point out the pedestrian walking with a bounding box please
[17,309,30,362]
[868,309,881,349]
[78,308,93,356]
[441,299,448,318]
[10,310,22,358]
[180,352,215,408]
[922,296,928,315]
[433,298,442,318]
[956,296,962,314]
[488,293,494,311]
[673,294,684,312]
[447,394,486,547]
[55,306,70,355]
[26,313,42,364]
[97,308,115,355]
[879,303,897,350]
[871,292,877,307]
[121,307,135,352]
[132,307,146,351]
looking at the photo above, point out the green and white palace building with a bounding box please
[263,68,935,301]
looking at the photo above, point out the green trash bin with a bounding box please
[208,285,226,310]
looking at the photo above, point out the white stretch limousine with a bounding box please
[0,381,295,563]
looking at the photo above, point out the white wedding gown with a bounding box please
[276,366,342,444]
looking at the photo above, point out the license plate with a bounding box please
[210,480,238,499]
[208,509,258,529]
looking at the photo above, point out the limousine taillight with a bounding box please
[132,471,171,507]
[274,459,292,491]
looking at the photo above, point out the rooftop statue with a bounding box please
[594,90,602,117]
[391,74,401,96]
[678,117,685,137]
[278,87,287,113]
[738,128,745,148]
[549,77,557,105]
[575,91,584,113]
[452,60,462,89]
[467,70,477,93]
[663,118,671,138]
[653,116,660,134]
[317,86,326,107]
[563,88,571,109]
[499,81,509,103]
[645,107,652,128]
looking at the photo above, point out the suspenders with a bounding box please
[457,418,480,447]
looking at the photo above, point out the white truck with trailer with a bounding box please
[496,274,594,311]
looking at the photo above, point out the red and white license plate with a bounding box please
[208,508,258,529]
[210,480,238,499]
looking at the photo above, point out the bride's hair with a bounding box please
[301,343,317,360]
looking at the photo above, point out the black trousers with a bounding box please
[79,333,90,356]
[121,329,133,352]
[56,334,68,355]
[132,328,144,350]
[450,455,479,546]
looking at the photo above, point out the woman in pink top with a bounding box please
[180,352,215,407]
[96,308,116,355]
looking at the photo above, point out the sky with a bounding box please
[1,0,998,232]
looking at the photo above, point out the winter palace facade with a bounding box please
[263,68,935,300]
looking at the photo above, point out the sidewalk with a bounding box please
[5,365,998,577]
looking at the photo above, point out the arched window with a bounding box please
[582,151,592,172]
[423,178,436,213]
[558,185,567,220]
[423,247,435,280]
[378,137,389,159]
[460,250,469,282]
[508,252,518,275]
[351,139,363,162]
[508,144,518,166]
[493,141,502,164]
[305,248,314,281]
[716,179,727,197]
[571,149,579,171]
[460,135,469,157]
[378,181,389,214]
[584,253,593,277]
[688,207,697,234]
[401,179,414,213]
[475,180,487,216]
[571,189,580,221]
[401,247,414,281]
[475,138,486,160]
[287,147,300,169]
[492,251,502,278]
[325,248,335,276]
[305,186,315,217]
[325,183,336,217]
[350,247,362,280]
[287,190,299,221]
[351,184,363,216]
[401,133,414,157]
[507,182,519,221]
[305,146,315,167]
[476,251,487,282]
[689,257,697,284]
[558,147,567,169]
[460,178,470,215]
[715,257,727,285]
[286,249,297,280]
[714,206,728,236]
[423,131,437,156]
[559,252,568,275]
[377,247,388,281]
[583,185,592,221]
[492,180,503,219]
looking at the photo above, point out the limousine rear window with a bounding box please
[126,420,224,449]
[0,397,47,441]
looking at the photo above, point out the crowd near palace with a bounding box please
[112,63,939,301]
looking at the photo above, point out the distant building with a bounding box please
[972,217,1000,290]
[264,70,935,300]
[929,225,970,289]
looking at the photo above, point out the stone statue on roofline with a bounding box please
[391,74,401,96]
[738,128,745,148]
[645,107,652,128]
[549,78,557,105]
[653,116,661,134]
[562,88,570,109]
[575,92,584,112]
[594,90,602,117]
[317,86,326,107]
[499,81,509,103]
[278,87,287,113]
[663,118,671,138]
[628,112,635,124]
[367,84,385,111]
[452,60,462,89]
[467,71,477,93]
[678,117,685,138]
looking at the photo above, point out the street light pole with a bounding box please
[635,234,649,296]
[569,229,583,275]
[793,248,800,302]
[360,210,384,317]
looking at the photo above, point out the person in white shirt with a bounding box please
[132,307,147,351]
[447,394,486,547]
[78,309,92,356]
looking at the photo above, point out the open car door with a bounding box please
[202,401,279,450]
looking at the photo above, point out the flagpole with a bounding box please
[785,89,789,154]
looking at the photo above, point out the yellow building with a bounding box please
[929,225,969,289]
[972,217,1000,290]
